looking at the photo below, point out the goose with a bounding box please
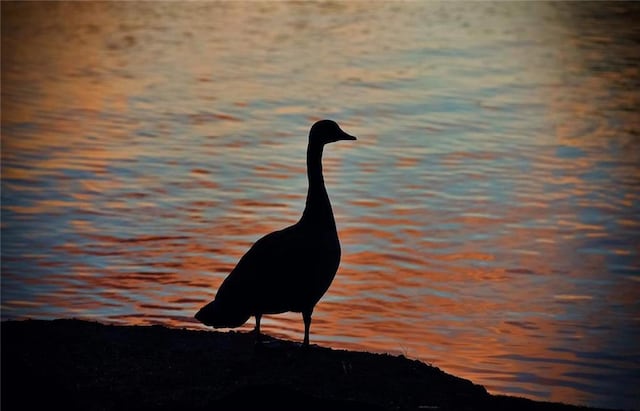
[195,119,356,346]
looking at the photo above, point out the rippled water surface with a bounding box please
[2,2,639,409]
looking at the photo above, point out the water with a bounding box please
[2,2,639,409]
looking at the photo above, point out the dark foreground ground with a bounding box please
[1,320,616,411]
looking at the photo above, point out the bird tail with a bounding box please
[194,299,251,328]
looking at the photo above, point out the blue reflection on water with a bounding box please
[1,2,639,409]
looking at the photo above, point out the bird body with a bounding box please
[195,120,356,345]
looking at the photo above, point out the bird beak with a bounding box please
[338,130,357,141]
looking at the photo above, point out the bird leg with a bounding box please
[302,311,312,346]
[254,313,262,342]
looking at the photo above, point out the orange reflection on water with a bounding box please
[2,2,639,409]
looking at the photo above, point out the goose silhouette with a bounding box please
[195,120,356,346]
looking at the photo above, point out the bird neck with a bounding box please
[301,141,336,227]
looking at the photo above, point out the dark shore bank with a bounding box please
[1,320,615,411]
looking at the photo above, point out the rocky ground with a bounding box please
[1,319,616,411]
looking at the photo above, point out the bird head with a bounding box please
[309,119,357,145]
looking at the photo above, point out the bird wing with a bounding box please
[214,223,311,312]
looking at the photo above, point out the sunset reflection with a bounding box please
[2,1,639,409]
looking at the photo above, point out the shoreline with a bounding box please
[1,319,618,411]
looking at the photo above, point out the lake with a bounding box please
[1,2,639,409]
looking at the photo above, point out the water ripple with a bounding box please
[2,2,639,410]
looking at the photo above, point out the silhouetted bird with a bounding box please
[195,120,356,346]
